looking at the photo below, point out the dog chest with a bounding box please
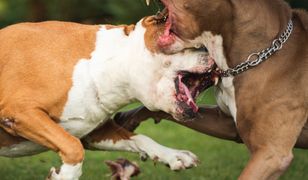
[58,26,135,138]
[59,60,109,138]
[215,78,237,122]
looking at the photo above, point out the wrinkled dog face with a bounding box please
[147,0,233,40]
[130,16,216,121]
[150,51,215,121]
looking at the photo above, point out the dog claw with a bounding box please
[151,149,199,171]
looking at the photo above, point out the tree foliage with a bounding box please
[0,0,306,28]
[0,0,160,27]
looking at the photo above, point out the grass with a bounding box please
[0,89,307,180]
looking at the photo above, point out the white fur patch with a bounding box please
[60,20,213,139]
[60,25,138,138]
[48,163,83,180]
[192,32,238,122]
[87,134,198,170]
[60,60,107,138]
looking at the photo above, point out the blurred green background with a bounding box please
[0,0,307,28]
[0,0,307,180]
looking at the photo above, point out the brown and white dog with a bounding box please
[116,0,308,179]
[0,15,216,179]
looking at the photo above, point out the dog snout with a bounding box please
[176,102,197,121]
[199,55,214,68]
[183,108,197,119]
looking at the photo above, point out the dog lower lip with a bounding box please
[175,65,218,116]
[184,107,197,119]
[175,77,180,94]
[178,102,197,119]
[176,73,200,113]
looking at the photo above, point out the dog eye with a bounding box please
[194,45,208,52]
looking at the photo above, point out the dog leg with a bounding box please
[115,106,308,149]
[0,107,84,180]
[296,121,308,148]
[114,105,240,142]
[83,121,198,170]
[237,109,307,180]
[113,106,160,131]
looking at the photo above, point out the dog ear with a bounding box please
[228,0,292,23]
[142,16,157,27]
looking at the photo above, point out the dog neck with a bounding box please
[87,23,154,115]
[224,0,292,68]
[189,0,294,119]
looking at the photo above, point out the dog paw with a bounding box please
[150,149,199,170]
[46,163,82,180]
[131,135,198,171]
[47,167,60,180]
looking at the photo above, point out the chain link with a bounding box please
[220,20,294,77]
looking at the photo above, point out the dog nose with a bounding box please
[183,108,197,119]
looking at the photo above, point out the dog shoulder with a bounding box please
[0,21,100,119]
[0,21,100,62]
[1,21,99,34]
[0,21,100,45]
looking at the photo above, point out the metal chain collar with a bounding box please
[219,19,294,77]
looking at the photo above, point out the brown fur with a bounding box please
[86,121,135,144]
[0,128,26,148]
[105,24,136,36]
[132,0,308,179]
[0,120,135,151]
[0,21,99,119]
[0,21,99,164]
[105,17,166,53]
[142,16,166,53]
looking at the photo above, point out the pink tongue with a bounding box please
[163,17,172,36]
[178,75,199,113]
[158,15,175,47]
[182,83,199,113]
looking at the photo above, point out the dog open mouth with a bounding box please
[175,66,219,117]
[150,1,177,47]
[157,10,175,47]
[148,0,220,118]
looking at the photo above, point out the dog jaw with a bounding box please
[129,51,213,121]
[123,18,215,121]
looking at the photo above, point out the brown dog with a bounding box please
[116,0,308,179]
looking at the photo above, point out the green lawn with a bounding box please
[0,90,307,179]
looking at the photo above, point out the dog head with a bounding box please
[126,16,216,121]
[141,0,234,70]
[143,0,292,63]
[149,0,233,41]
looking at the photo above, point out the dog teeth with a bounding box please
[146,0,151,6]
[196,90,200,97]
[214,77,219,86]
